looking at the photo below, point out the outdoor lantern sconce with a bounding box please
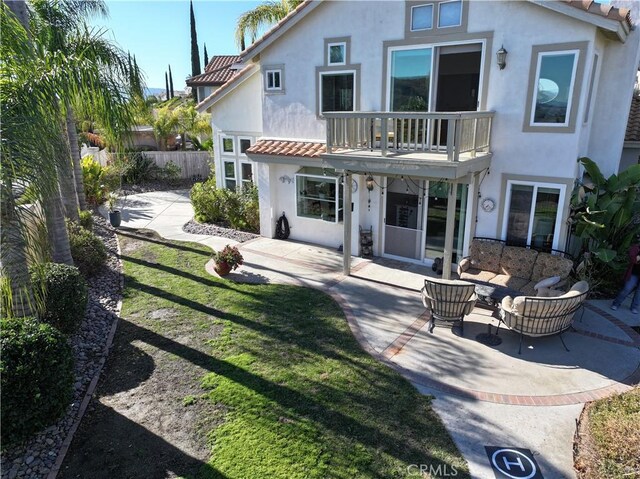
[366,175,375,192]
[496,45,508,70]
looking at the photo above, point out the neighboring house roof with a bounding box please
[186,55,241,87]
[625,95,640,142]
[246,140,326,158]
[196,63,258,112]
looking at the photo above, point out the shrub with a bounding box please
[156,160,181,183]
[0,317,73,446]
[67,220,107,276]
[30,263,88,334]
[78,210,94,231]
[121,151,157,184]
[81,155,107,205]
[190,180,260,233]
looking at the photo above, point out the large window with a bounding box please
[523,43,586,133]
[503,181,565,251]
[390,47,432,111]
[320,73,354,113]
[531,51,578,126]
[296,168,343,223]
[224,161,236,190]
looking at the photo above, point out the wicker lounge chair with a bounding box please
[499,281,589,354]
[421,277,477,336]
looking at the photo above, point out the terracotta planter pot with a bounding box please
[214,261,232,276]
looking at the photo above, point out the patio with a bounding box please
[104,190,640,478]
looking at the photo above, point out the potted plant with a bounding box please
[107,192,121,227]
[212,244,244,276]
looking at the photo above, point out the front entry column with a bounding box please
[343,172,352,275]
[442,181,457,279]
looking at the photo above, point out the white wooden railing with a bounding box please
[324,111,494,162]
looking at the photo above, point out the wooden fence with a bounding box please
[81,147,212,180]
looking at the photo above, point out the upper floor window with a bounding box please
[328,42,346,65]
[222,137,234,153]
[240,138,252,154]
[266,69,282,91]
[523,42,587,134]
[411,4,433,31]
[438,0,462,28]
[321,72,355,113]
[406,0,467,36]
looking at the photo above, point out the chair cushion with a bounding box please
[459,268,497,283]
[534,276,561,290]
[520,281,538,297]
[489,274,530,292]
[499,246,538,280]
[468,240,503,273]
[531,253,573,282]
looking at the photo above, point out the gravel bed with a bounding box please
[119,178,198,196]
[183,219,259,243]
[1,213,122,479]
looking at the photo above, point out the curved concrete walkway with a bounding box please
[105,190,640,479]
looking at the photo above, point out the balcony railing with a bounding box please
[324,111,494,162]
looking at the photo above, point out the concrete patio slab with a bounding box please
[104,190,640,479]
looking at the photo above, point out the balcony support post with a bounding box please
[381,117,388,157]
[442,180,457,280]
[342,172,352,276]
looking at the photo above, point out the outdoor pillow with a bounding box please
[534,276,561,291]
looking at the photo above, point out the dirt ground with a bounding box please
[59,233,221,479]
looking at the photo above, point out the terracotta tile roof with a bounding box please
[625,95,640,141]
[246,140,326,158]
[186,55,241,86]
[564,0,633,28]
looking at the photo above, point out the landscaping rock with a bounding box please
[183,219,259,243]
[0,213,122,479]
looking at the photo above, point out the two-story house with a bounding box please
[197,0,639,278]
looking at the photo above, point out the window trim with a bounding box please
[522,42,588,134]
[295,172,343,223]
[583,53,599,124]
[410,4,434,32]
[324,37,351,66]
[238,137,252,156]
[263,64,285,94]
[316,65,361,117]
[437,0,463,28]
[266,69,282,91]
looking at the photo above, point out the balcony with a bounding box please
[322,111,494,179]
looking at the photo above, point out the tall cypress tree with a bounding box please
[165,71,169,101]
[203,43,209,67]
[168,64,174,99]
[190,0,201,100]
[190,0,201,76]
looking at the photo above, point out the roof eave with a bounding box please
[529,0,629,42]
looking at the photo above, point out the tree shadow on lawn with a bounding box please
[118,228,212,257]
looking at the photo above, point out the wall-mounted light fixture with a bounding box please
[279,175,293,184]
[366,175,375,192]
[496,45,508,70]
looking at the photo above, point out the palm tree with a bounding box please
[28,0,141,214]
[235,0,303,50]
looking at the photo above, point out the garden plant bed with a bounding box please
[182,219,259,243]
[574,387,640,479]
[59,229,469,478]
[1,214,122,479]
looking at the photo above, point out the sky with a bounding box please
[91,1,262,91]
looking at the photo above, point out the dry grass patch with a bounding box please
[575,387,640,479]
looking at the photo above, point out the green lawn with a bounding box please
[119,230,469,479]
